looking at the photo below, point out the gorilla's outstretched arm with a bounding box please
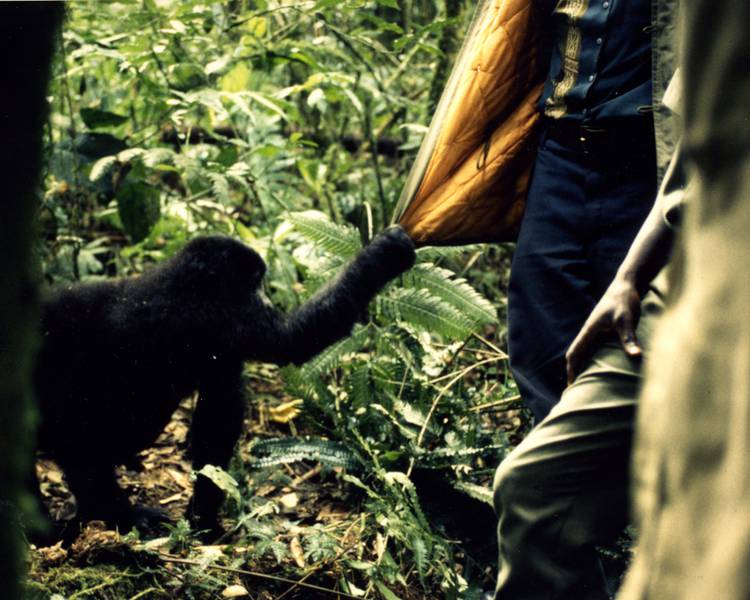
[255,225,415,365]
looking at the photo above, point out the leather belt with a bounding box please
[543,116,654,155]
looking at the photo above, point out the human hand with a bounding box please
[565,277,642,384]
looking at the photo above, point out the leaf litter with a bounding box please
[29,368,488,599]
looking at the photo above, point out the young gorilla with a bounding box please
[34,226,415,538]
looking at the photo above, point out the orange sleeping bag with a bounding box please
[393,0,545,246]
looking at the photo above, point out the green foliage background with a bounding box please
[34,1,523,598]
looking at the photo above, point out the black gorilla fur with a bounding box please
[34,226,414,537]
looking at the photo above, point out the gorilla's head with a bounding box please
[169,236,267,296]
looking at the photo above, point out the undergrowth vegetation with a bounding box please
[30,1,525,598]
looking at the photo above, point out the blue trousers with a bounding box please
[508,122,657,422]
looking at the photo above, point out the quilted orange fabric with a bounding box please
[397,0,545,245]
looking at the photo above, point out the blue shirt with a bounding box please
[540,0,653,121]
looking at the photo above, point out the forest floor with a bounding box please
[26,368,527,600]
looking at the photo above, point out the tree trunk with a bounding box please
[0,5,64,599]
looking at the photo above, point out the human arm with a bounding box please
[565,144,686,383]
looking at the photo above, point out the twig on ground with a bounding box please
[129,587,166,600]
[469,395,522,413]
[471,332,507,358]
[290,463,322,487]
[158,554,363,599]
[276,519,361,600]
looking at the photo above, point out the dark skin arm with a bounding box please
[565,197,675,384]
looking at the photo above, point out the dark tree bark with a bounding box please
[0,4,64,599]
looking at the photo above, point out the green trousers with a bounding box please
[492,277,667,600]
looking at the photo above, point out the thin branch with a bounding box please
[428,357,498,385]
[471,332,508,358]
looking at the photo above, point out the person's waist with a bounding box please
[542,115,654,154]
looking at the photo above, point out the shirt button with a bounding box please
[588,74,595,82]
[596,37,603,45]
[602,1,610,7]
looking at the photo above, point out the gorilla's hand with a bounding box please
[361,225,416,283]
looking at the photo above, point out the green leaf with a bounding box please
[196,465,241,505]
[307,87,327,110]
[363,13,404,35]
[374,581,403,600]
[378,288,477,340]
[208,172,231,204]
[80,108,128,129]
[142,148,176,168]
[348,363,372,408]
[254,538,288,564]
[403,263,497,326]
[249,437,361,470]
[244,91,289,120]
[168,63,206,91]
[386,471,430,531]
[89,155,118,182]
[376,0,400,8]
[299,324,369,380]
[452,480,494,507]
[411,533,429,584]
[346,559,374,571]
[417,444,507,469]
[242,16,267,38]
[115,180,161,243]
[220,62,251,92]
[116,148,146,163]
[285,211,362,259]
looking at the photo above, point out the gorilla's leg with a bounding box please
[60,459,127,525]
[62,457,169,536]
[188,367,244,537]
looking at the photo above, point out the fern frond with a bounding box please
[370,357,411,392]
[226,161,252,192]
[377,324,425,371]
[208,172,231,204]
[249,437,361,470]
[415,444,507,469]
[348,363,373,408]
[286,211,361,260]
[142,147,176,168]
[451,480,494,507]
[279,365,309,397]
[385,471,431,531]
[244,91,290,120]
[403,263,497,326]
[227,161,251,178]
[378,288,476,340]
[415,244,484,263]
[116,147,146,163]
[411,533,430,585]
[298,324,369,380]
